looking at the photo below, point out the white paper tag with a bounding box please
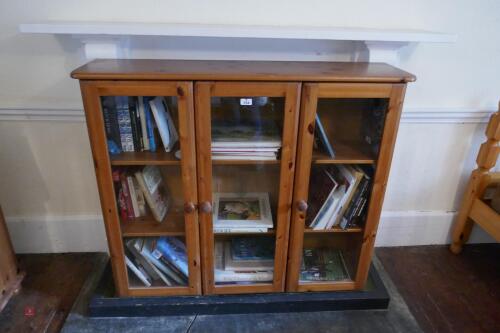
[240,98,252,106]
[152,249,163,259]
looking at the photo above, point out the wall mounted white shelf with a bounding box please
[19,22,456,65]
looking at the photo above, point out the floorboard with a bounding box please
[377,244,500,333]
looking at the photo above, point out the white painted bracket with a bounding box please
[364,41,409,66]
[79,36,130,59]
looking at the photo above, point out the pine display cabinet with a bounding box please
[72,60,414,297]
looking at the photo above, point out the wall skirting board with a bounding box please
[0,107,494,123]
[4,211,494,253]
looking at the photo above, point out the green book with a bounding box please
[300,248,350,281]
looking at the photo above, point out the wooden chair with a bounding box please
[0,205,24,312]
[450,103,500,253]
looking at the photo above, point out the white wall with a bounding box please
[0,0,498,252]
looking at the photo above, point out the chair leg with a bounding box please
[450,217,474,254]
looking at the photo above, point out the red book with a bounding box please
[119,170,135,220]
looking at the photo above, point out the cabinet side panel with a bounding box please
[80,81,128,296]
[355,84,406,288]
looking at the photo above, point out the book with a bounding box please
[300,248,350,282]
[135,166,169,222]
[213,227,269,233]
[101,97,121,153]
[312,185,344,230]
[142,96,157,152]
[214,269,273,283]
[224,242,273,271]
[127,176,140,218]
[212,192,273,229]
[149,97,178,152]
[128,97,142,152]
[211,124,281,148]
[119,170,135,220]
[214,240,224,270]
[231,237,275,261]
[340,172,370,229]
[138,96,150,151]
[307,166,338,228]
[115,96,135,152]
[129,238,174,286]
[314,114,335,158]
[324,165,364,229]
[125,254,152,287]
[155,237,189,278]
[125,239,163,283]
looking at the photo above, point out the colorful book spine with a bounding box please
[101,97,121,153]
[116,96,134,152]
[119,171,135,220]
[128,97,143,152]
[143,97,157,152]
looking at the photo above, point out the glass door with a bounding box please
[80,81,201,296]
[286,83,406,292]
[195,82,300,294]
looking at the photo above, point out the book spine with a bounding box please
[128,97,142,152]
[138,97,150,151]
[340,178,369,229]
[144,97,157,152]
[116,96,135,152]
[213,227,269,233]
[120,171,135,220]
[127,176,140,218]
[214,270,273,282]
[102,97,121,152]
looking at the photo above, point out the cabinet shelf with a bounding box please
[121,212,185,237]
[313,141,375,165]
[110,151,180,166]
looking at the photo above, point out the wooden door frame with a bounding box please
[79,80,201,296]
[195,81,301,294]
[286,82,406,292]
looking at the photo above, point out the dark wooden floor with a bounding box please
[0,253,97,333]
[377,244,500,333]
[0,245,498,333]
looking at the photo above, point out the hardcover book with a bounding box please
[231,237,275,261]
[149,97,178,152]
[115,96,135,152]
[101,96,121,153]
[300,248,350,282]
[314,114,335,158]
[135,166,169,222]
[155,237,189,278]
[212,192,273,229]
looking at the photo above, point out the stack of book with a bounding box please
[214,237,274,283]
[212,193,273,233]
[102,96,178,154]
[211,123,281,160]
[307,165,371,230]
[124,236,188,287]
[113,165,170,222]
[300,247,350,282]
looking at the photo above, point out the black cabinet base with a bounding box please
[89,264,389,317]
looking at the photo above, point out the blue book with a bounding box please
[115,96,135,152]
[143,97,157,152]
[156,237,188,277]
[315,114,335,158]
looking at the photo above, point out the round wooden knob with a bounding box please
[200,201,212,214]
[184,202,196,214]
[297,200,308,212]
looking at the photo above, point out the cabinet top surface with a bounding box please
[71,59,415,83]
